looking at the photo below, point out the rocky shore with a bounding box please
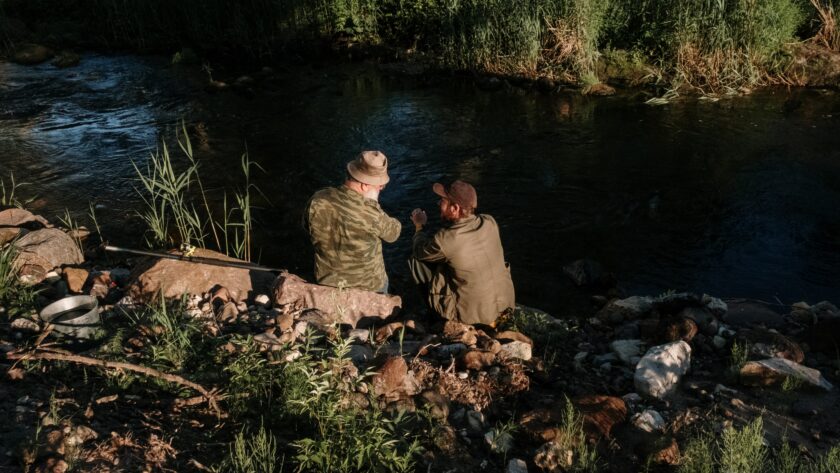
[1,206,839,472]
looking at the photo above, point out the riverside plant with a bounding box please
[679,417,840,473]
[284,333,421,473]
[133,122,264,261]
[0,172,31,208]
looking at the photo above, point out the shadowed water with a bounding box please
[2,54,840,315]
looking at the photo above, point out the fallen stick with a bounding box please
[6,349,223,415]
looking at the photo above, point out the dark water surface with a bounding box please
[2,54,840,315]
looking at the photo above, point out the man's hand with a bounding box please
[411,208,427,229]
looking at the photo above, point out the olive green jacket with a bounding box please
[306,186,401,291]
[412,214,515,325]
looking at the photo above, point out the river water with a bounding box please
[2,54,840,315]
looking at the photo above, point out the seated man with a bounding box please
[409,180,515,326]
[305,150,401,293]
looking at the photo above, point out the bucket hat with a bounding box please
[347,150,390,186]
[433,180,477,209]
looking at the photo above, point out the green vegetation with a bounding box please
[728,340,750,381]
[133,123,263,259]
[1,172,31,208]
[679,417,840,473]
[3,0,838,91]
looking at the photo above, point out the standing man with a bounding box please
[305,150,401,293]
[409,180,515,326]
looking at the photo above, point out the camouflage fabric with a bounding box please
[305,186,401,291]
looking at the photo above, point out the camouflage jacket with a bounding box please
[305,186,401,291]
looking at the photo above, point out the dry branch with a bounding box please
[6,349,223,415]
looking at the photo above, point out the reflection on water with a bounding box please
[2,55,840,314]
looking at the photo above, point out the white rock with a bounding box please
[347,328,370,343]
[293,321,308,337]
[254,294,271,307]
[632,409,665,433]
[500,341,532,361]
[11,317,40,332]
[634,341,692,399]
[574,351,589,362]
[507,458,528,473]
[284,350,302,362]
[611,339,642,365]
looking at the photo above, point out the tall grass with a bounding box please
[133,124,263,261]
[1,172,31,208]
[0,241,37,317]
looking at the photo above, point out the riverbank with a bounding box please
[1,206,839,472]
[2,0,840,94]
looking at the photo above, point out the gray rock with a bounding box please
[437,343,468,359]
[485,430,514,453]
[632,409,665,433]
[507,458,528,473]
[594,352,618,366]
[12,43,54,65]
[466,410,484,432]
[713,335,728,350]
[253,332,284,351]
[562,259,604,286]
[702,294,728,316]
[500,340,532,361]
[614,296,654,318]
[679,306,718,336]
[348,345,374,365]
[634,341,692,399]
[724,301,784,328]
[615,322,640,340]
[611,339,642,365]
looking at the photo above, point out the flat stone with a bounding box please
[575,394,627,439]
[740,358,834,391]
[703,294,728,316]
[494,330,533,346]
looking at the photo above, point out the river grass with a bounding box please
[0,0,838,91]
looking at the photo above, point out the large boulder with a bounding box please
[12,228,83,284]
[634,341,691,399]
[271,272,401,328]
[12,43,54,65]
[126,248,274,303]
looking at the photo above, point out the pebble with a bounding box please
[507,458,528,473]
[254,294,271,307]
